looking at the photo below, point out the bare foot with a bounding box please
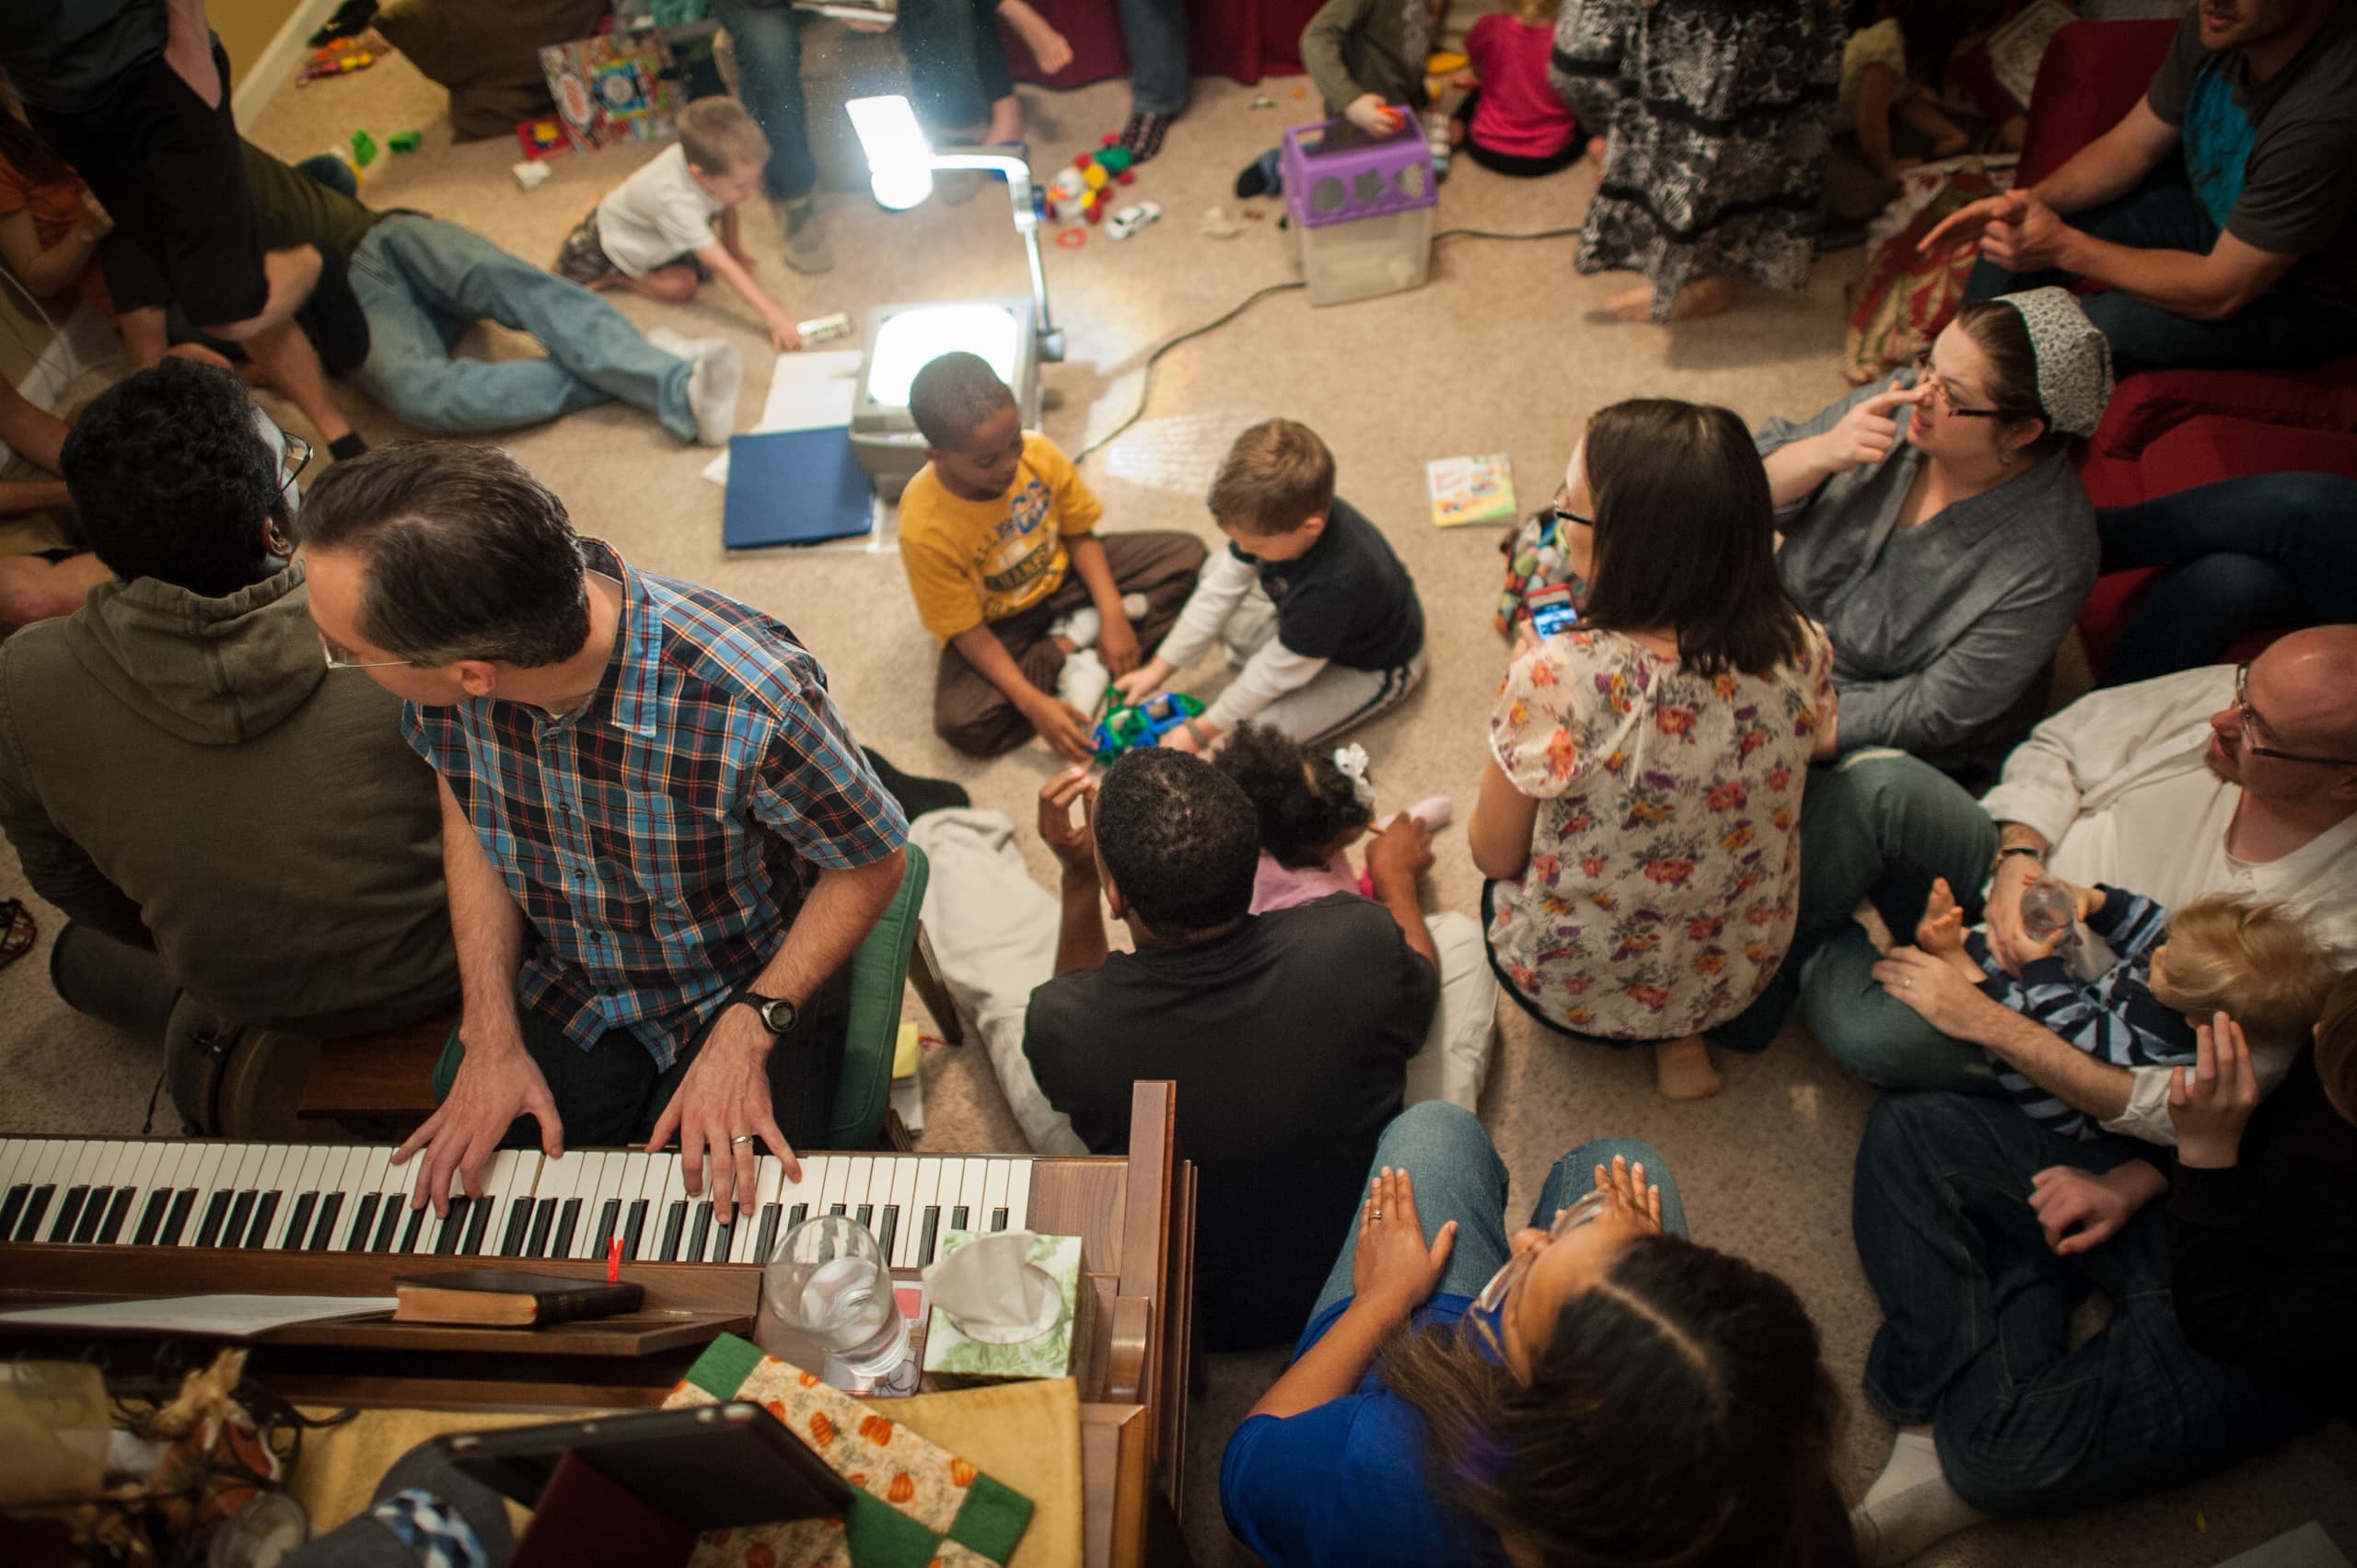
[1655,1036,1724,1101]
[1916,877,1966,954]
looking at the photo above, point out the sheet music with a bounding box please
[0,1294,397,1338]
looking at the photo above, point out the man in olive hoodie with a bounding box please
[0,358,455,1060]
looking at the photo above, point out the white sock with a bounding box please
[649,328,741,447]
[1049,605,1101,649]
[1058,647,1110,718]
[1853,1432,1987,1566]
[1407,794,1454,830]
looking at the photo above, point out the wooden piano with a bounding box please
[0,1081,1198,1568]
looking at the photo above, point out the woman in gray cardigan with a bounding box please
[1756,288,2113,779]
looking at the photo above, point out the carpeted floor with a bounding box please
[1,20,2349,1568]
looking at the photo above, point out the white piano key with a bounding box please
[842,1156,877,1236]
[590,1150,639,1258]
[462,1150,521,1256]
[108,1142,168,1240]
[239,1146,295,1247]
[11,1141,77,1240]
[623,1151,671,1260]
[556,1152,607,1258]
[776,1151,828,1216]
[816,1156,850,1217]
[300,1146,358,1249]
[1004,1158,1031,1234]
[174,1136,237,1245]
[957,1156,993,1230]
[526,1154,586,1259]
[0,1138,31,1192]
[273,1145,326,1246]
[599,1150,646,1258]
[980,1160,1012,1232]
[336,1147,390,1249]
[730,1155,784,1264]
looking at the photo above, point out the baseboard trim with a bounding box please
[234,0,350,127]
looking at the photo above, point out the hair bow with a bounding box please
[1331,743,1376,806]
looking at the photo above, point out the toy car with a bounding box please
[1090,691,1202,758]
[1106,202,1162,241]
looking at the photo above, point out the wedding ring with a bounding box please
[1370,1209,1383,1220]
[731,1134,753,1145]
[1905,980,1914,990]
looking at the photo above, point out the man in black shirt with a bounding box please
[1023,750,1438,1351]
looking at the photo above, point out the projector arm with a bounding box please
[927,151,1065,364]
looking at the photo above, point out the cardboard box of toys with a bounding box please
[920,1231,1088,1384]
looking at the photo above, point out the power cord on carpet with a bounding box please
[1071,223,1583,466]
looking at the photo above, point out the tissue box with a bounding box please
[922,1232,1087,1383]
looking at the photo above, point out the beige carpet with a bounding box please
[1,22,2349,1568]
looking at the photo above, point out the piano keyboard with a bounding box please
[0,1139,1030,1272]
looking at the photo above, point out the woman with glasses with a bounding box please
[1756,288,2113,783]
[1469,399,1835,1100]
[1221,1101,1853,1568]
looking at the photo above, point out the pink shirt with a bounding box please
[1250,849,1360,914]
[1465,14,1579,160]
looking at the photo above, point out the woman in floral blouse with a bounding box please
[1469,400,1837,1100]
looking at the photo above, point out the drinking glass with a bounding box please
[761,1214,908,1376]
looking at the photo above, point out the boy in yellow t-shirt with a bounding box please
[901,353,1206,760]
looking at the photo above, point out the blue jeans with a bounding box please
[349,215,697,441]
[2095,471,2357,687]
[1792,750,2004,1094]
[709,0,819,202]
[1963,159,2357,377]
[1120,0,1190,116]
[900,0,1013,136]
[1308,1102,1689,1324]
[1852,1093,2319,1516]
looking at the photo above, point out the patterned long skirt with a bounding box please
[1552,0,1845,321]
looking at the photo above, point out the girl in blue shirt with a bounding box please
[1220,1101,1853,1567]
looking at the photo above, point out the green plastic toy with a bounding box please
[349,128,378,167]
[1089,690,1202,760]
[388,129,422,154]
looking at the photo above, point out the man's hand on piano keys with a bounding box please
[391,1034,564,1215]
[648,1007,800,1218]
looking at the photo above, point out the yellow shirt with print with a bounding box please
[899,432,1106,640]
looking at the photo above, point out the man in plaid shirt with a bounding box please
[300,444,910,1218]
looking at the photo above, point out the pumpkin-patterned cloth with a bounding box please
[1485,624,1833,1040]
[664,1335,1033,1568]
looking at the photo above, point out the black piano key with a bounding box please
[950,1204,970,1231]
[711,1216,736,1263]
[501,1199,533,1258]
[345,1193,381,1250]
[919,1207,941,1265]
[221,1191,256,1246]
[526,1198,557,1258]
[462,1196,493,1254]
[552,1198,582,1258]
[621,1199,649,1260]
[435,1197,471,1254]
[193,1191,233,1248]
[594,1199,622,1254]
[47,1185,90,1243]
[877,1204,900,1260]
[829,1202,846,1217]
[97,1188,135,1244]
[854,1202,873,1230]
[242,1192,281,1254]
[658,1202,687,1260]
[371,1199,404,1253]
[788,1202,807,1227]
[71,1187,111,1244]
[160,1189,196,1245]
[133,1190,169,1247]
[310,1193,345,1250]
[754,1203,781,1264]
[991,1206,1009,1232]
[16,1185,56,1241]
[399,1204,429,1252]
[686,1202,713,1260]
[0,1184,28,1237]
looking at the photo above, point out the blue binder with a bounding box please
[721,426,875,550]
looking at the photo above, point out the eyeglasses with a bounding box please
[2232,661,2357,767]
[1912,352,2001,419]
[278,428,312,497]
[319,632,408,671]
[1541,494,1596,543]
[1471,1188,1613,1321]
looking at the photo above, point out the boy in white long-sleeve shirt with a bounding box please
[1114,419,1426,749]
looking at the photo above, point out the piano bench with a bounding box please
[296,1014,455,1140]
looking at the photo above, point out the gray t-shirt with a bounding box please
[2146,6,2357,311]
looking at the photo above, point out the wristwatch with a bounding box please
[737,989,799,1036]
[1994,844,2046,868]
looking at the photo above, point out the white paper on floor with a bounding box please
[700,348,867,487]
